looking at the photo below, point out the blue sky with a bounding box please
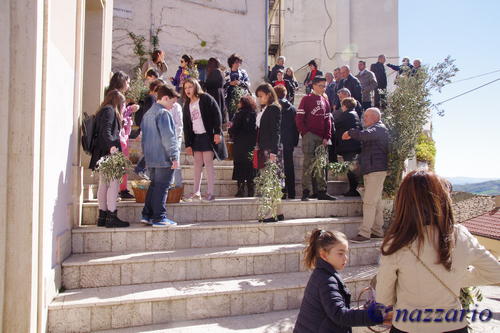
[399,0,500,178]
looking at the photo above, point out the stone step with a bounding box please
[73,216,363,254]
[81,197,362,225]
[95,309,299,333]
[62,241,381,289]
[93,310,374,333]
[48,266,377,332]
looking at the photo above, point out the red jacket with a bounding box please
[295,93,332,140]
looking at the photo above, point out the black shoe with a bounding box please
[119,190,135,200]
[247,181,255,197]
[370,233,384,239]
[97,209,107,227]
[235,181,245,197]
[282,193,287,200]
[106,210,130,228]
[317,191,337,201]
[310,192,318,199]
[343,190,360,197]
[277,214,285,221]
[259,217,278,223]
[301,189,310,201]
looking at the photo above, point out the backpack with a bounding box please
[81,112,98,154]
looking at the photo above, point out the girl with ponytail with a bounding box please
[294,229,386,332]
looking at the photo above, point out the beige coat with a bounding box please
[376,224,500,333]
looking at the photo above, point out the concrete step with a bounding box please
[62,241,381,289]
[93,310,374,333]
[95,309,299,333]
[48,266,377,332]
[73,216,363,254]
[81,197,362,225]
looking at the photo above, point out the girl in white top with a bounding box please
[376,170,500,333]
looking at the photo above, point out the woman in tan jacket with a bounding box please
[376,170,500,333]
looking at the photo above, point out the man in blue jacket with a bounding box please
[342,108,389,243]
[140,85,180,227]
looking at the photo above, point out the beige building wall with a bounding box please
[112,0,267,86]
[0,0,114,331]
[281,0,399,84]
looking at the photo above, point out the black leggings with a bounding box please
[390,326,468,333]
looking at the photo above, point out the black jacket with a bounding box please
[269,64,285,82]
[89,106,121,170]
[335,110,361,154]
[279,98,299,149]
[204,69,228,123]
[370,62,387,89]
[304,70,324,86]
[294,258,382,333]
[183,93,227,160]
[228,107,257,161]
[339,74,362,104]
[135,94,155,127]
[257,104,281,154]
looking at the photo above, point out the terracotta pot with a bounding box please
[167,185,184,203]
[132,186,148,203]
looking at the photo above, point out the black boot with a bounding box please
[119,189,135,200]
[97,209,107,227]
[247,181,255,197]
[301,189,310,201]
[317,191,337,201]
[343,171,360,197]
[235,181,245,197]
[106,210,130,228]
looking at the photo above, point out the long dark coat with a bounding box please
[89,106,121,170]
[204,69,228,123]
[228,107,257,180]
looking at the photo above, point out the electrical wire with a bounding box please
[435,77,500,105]
[448,68,500,84]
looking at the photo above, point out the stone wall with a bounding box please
[112,0,266,85]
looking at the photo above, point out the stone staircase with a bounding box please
[48,135,379,332]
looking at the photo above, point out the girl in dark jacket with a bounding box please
[182,78,227,202]
[228,95,257,197]
[204,58,228,124]
[284,67,299,104]
[335,97,362,197]
[89,89,130,228]
[294,229,384,333]
[255,83,284,222]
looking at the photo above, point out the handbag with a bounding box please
[252,148,259,169]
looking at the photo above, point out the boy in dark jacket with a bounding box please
[275,85,299,199]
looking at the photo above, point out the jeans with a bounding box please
[142,167,174,221]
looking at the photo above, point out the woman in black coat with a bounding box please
[228,95,257,197]
[89,89,129,228]
[335,97,362,197]
[204,58,228,124]
[255,83,283,222]
[183,78,227,202]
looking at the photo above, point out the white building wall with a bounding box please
[112,0,267,87]
[281,0,399,84]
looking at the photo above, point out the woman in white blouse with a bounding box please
[376,170,500,333]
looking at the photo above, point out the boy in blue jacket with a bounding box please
[140,85,180,227]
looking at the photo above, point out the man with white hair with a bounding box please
[339,65,362,105]
[342,107,389,243]
[269,56,286,82]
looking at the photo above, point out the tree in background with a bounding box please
[382,56,458,196]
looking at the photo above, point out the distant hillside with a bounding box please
[447,177,499,186]
[454,180,500,196]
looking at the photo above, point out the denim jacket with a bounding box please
[141,102,180,168]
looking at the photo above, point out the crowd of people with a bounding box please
[86,49,500,333]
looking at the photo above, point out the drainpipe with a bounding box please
[265,0,269,82]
